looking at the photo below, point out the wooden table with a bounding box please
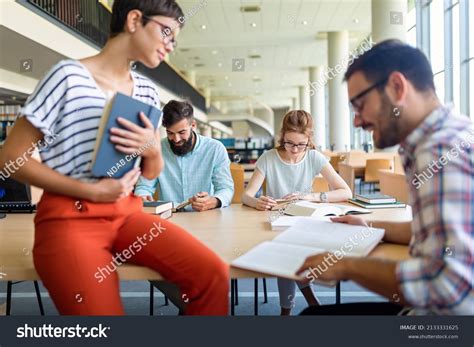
[0,204,411,315]
[0,204,411,281]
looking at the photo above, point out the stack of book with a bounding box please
[143,201,173,219]
[349,193,406,209]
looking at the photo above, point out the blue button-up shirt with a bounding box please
[134,133,234,210]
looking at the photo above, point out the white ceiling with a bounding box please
[170,0,372,112]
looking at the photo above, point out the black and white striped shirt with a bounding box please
[20,59,160,181]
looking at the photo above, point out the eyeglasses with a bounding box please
[349,77,388,114]
[143,16,178,48]
[283,142,308,150]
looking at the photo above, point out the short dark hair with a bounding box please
[110,0,184,38]
[344,39,435,93]
[162,100,194,128]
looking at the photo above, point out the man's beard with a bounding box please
[374,93,404,149]
[169,132,195,156]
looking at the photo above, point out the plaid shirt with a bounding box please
[396,104,474,315]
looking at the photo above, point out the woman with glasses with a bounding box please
[0,0,229,315]
[242,110,352,315]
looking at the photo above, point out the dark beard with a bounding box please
[169,132,195,156]
[374,93,404,149]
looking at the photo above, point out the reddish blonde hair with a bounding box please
[277,110,315,150]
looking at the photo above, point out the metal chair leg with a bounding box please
[234,279,239,305]
[230,279,235,316]
[254,278,258,316]
[164,295,169,306]
[149,282,154,316]
[6,281,12,316]
[336,282,341,304]
[33,281,44,315]
[262,278,268,303]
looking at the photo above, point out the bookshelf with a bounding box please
[217,137,273,164]
[0,105,21,146]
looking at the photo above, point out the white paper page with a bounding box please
[231,241,326,280]
[271,216,332,229]
[273,219,385,256]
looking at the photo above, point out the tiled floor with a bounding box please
[0,278,386,316]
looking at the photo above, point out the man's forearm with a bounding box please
[370,221,412,244]
[343,257,407,304]
[140,154,164,180]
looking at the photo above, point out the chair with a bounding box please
[231,278,268,316]
[6,281,44,315]
[149,282,172,316]
[361,159,393,193]
[312,176,330,192]
[393,155,405,174]
[379,170,409,204]
[230,163,245,203]
[344,151,367,166]
[329,154,346,173]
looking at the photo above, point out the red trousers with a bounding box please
[33,192,229,315]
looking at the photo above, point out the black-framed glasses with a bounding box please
[349,77,388,114]
[283,142,308,150]
[143,16,178,48]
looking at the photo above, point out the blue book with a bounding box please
[91,92,162,178]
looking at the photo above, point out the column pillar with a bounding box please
[204,87,211,110]
[371,0,407,43]
[309,66,326,150]
[298,85,310,112]
[292,96,298,110]
[328,31,350,152]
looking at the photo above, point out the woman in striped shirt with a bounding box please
[0,0,229,315]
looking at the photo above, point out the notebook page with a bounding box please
[272,219,385,256]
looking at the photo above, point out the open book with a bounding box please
[283,201,371,217]
[172,200,192,212]
[270,215,333,231]
[231,218,385,283]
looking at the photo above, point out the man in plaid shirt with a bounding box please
[299,39,473,315]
